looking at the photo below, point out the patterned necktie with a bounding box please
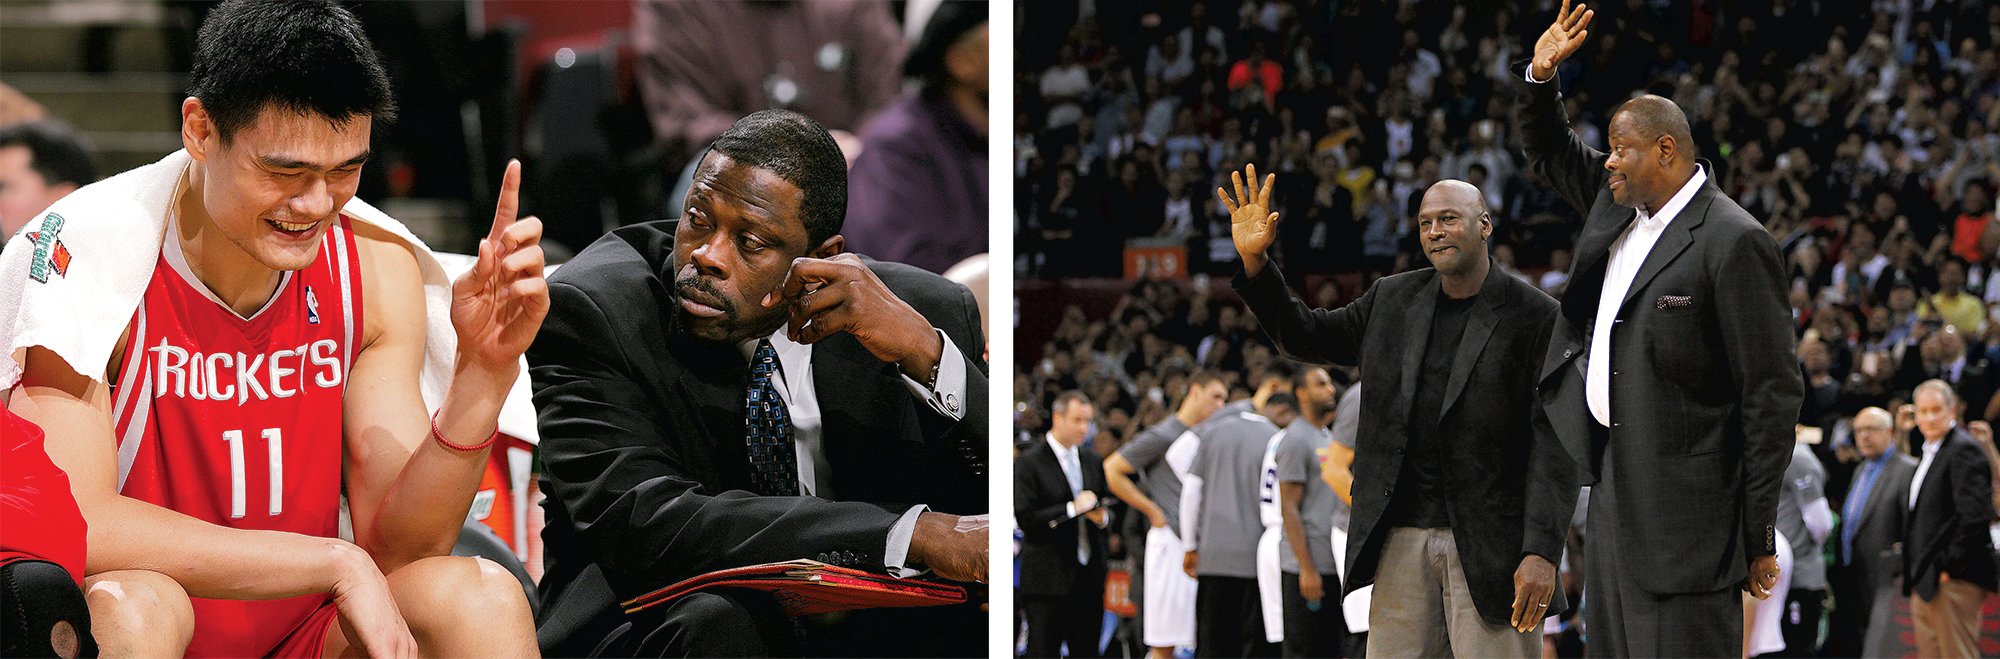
[745,339,799,496]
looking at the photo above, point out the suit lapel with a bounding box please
[1397,274,1441,410]
[1438,261,1506,424]
[1617,191,1711,312]
[1562,206,1637,323]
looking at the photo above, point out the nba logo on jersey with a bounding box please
[305,286,320,325]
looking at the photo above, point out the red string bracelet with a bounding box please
[431,411,498,452]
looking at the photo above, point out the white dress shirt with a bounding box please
[1911,434,1947,510]
[1584,166,1709,426]
[737,327,970,575]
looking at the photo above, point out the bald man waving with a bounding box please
[1225,170,1576,657]
[1518,2,1804,655]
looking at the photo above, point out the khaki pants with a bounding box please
[1910,579,1988,659]
[1367,527,1538,658]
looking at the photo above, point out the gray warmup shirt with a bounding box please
[1276,419,1344,575]
[1119,417,1196,529]
[1188,410,1282,579]
[1776,441,1829,591]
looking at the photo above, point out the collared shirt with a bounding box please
[1585,165,1709,426]
[1911,435,1947,510]
[735,326,970,576]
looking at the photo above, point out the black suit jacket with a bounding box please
[1235,257,1576,626]
[528,221,988,653]
[1014,439,1110,597]
[1903,429,1999,598]
[1519,76,1805,596]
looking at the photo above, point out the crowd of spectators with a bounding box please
[1018,0,2000,446]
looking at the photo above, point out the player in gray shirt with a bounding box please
[1184,393,1296,657]
[1275,366,1347,658]
[1107,372,1230,657]
[1774,437,1831,653]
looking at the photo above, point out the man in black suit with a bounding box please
[1016,391,1111,658]
[1901,380,1997,658]
[528,110,989,657]
[1825,407,1917,657]
[1519,3,1805,655]
[1223,169,1576,656]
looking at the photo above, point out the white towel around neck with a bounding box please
[0,149,459,413]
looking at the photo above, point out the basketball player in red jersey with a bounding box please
[4,1,543,657]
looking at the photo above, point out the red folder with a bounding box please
[620,560,968,617]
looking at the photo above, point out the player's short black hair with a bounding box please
[187,0,396,143]
[1263,392,1299,412]
[1290,364,1328,393]
[706,109,848,248]
[0,121,97,188]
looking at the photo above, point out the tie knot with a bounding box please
[753,339,781,378]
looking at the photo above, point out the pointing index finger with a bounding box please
[490,159,521,242]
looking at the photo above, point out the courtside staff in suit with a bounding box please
[529,110,989,657]
[1017,391,1112,659]
[1519,3,1804,655]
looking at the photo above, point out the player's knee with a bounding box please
[84,570,193,644]
[395,556,529,622]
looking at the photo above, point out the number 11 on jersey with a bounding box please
[221,427,284,518]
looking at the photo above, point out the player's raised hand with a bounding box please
[1218,163,1281,275]
[451,159,549,373]
[1531,0,1594,82]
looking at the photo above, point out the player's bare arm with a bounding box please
[342,160,547,574]
[11,346,419,658]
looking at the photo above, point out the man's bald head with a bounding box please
[1417,178,1491,280]
[1426,178,1488,215]
[1853,406,1894,459]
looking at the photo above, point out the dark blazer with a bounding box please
[1014,438,1110,597]
[1235,257,1576,626]
[1903,429,1999,599]
[528,221,988,653]
[1840,453,1918,592]
[1519,76,1804,596]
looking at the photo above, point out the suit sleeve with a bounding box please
[1942,441,1996,570]
[1015,453,1070,543]
[1523,305,1581,562]
[1715,228,1807,558]
[1232,260,1375,366]
[530,281,906,593]
[1515,73,1609,217]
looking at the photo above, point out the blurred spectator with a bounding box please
[1901,381,1998,659]
[844,1,988,274]
[634,0,904,169]
[1826,407,1917,657]
[0,82,46,128]
[0,121,98,243]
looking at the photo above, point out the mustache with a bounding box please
[674,272,735,314]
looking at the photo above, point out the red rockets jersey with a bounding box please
[109,215,362,658]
